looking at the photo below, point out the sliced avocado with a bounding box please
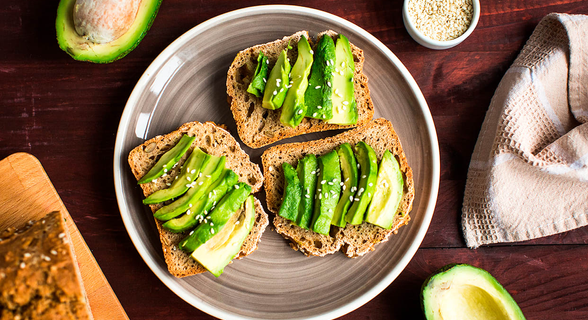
[365,150,404,229]
[247,52,269,97]
[162,169,239,233]
[179,182,252,253]
[280,36,314,127]
[331,143,358,227]
[327,35,358,125]
[153,155,226,221]
[56,0,162,63]
[143,148,208,205]
[296,154,318,229]
[311,150,341,235]
[422,264,526,320]
[138,134,195,184]
[345,142,378,224]
[278,162,302,222]
[262,50,291,110]
[191,195,256,277]
[305,34,336,120]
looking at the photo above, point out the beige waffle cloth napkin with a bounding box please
[462,13,588,248]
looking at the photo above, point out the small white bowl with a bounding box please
[403,0,480,50]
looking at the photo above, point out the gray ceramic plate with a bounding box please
[114,5,439,320]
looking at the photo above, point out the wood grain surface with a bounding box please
[0,153,128,320]
[1,0,588,319]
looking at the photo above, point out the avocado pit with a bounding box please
[73,0,142,44]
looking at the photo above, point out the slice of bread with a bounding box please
[261,118,415,257]
[227,30,375,149]
[0,211,93,319]
[128,121,268,277]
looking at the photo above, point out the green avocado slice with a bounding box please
[162,169,239,233]
[305,34,336,120]
[327,35,358,125]
[191,195,256,277]
[138,134,195,184]
[345,141,378,225]
[365,150,404,229]
[278,162,302,222]
[153,155,226,221]
[331,143,358,227]
[311,150,341,235]
[178,182,252,253]
[422,264,526,320]
[56,0,162,63]
[296,154,318,229]
[262,49,291,110]
[247,52,269,97]
[280,36,314,127]
[143,148,209,205]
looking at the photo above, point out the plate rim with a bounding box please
[113,4,440,319]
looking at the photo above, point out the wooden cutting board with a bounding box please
[0,153,128,320]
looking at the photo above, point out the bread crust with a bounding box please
[0,211,93,319]
[226,30,375,149]
[261,118,414,257]
[128,121,268,277]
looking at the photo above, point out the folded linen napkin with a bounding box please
[462,13,588,248]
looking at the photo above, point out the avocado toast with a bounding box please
[128,121,268,277]
[261,118,415,257]
[227,30,375,148]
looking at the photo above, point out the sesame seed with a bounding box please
[210,222,214,226]
[276,78,281,83]
[311,171,316,175]
[357,163,360,169]
[164,169,168,173]
[369,183,373,187]
[342,185,346,190]
[187,176,191,181]
[280,87,284,93]
[342,101,349,105]
[355,198,360,201]
[187,167,190,172]
[191,169,196,174]
[329,59,334,65]
[20,262,26,269]
[44,256,51,262]
[329,208,333,213]
[273,90,278,95]
[305,194,310,198]
[315,85,321,89]
[269,166,273,171]
[187,210,191,215]
[328,181,333,185]
[235,185,240,189]
[327,81,332,87]
[189,203,192,207]
[263,78,267,83]
[317,105,322,109]
[310,49,314,54]
[211,229,215,234]
[326,60,330,66]
[349,195,354,201]
[152,179,157,183]
[24,253,31,258]
[342,61,346,68]
[166,183,171,186]
[50,250,58,255]
[313,113,318,117]
[297,109,303,115]
[322,114,326,119]
[321,180,326,184]
[190,230,194,235]
[325,193,329,198]
[368,193,371,198]
[175,176,178,180]
[162,173,167,177]
[362,175,366,179]
[266,59,269,64]
[340,182,344,186]
[58,233,66,238]
[319,193,322,199]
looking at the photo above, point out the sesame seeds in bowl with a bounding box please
[403,0,480,50]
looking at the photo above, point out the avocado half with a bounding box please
[422,264,526,320]
[56,0,162,63]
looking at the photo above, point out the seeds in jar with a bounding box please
[408,0,474,41]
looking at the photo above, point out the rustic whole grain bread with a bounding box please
[261,118,415,257]
[227,30,375,149]
[128,121,268,277]
[0,211,93,320]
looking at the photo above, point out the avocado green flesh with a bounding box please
[280,36,314,127]
[162,169,239,233]
[138,135,195,184]
[305,35,336,120]
[311,150,341,235]
[179,183,252,253]
[153,155,226,221]
[278,163,302,222]
[191,195,256,277]
[56,0,162,63]
[365,150,404,229]
[345,142,377,225]
[143,148,208,205]
[296,154,318,229]
[327,35,358,125]
[331,143,358,227]
[422,264,525,320]
[262,50,291,110]
[247,52,269,97]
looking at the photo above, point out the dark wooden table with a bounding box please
[2,0,588,319]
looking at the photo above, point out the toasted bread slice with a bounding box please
[261,118,414,257]
[128,121,268,277]
[227,30,375,149]
[0,211,93,319]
